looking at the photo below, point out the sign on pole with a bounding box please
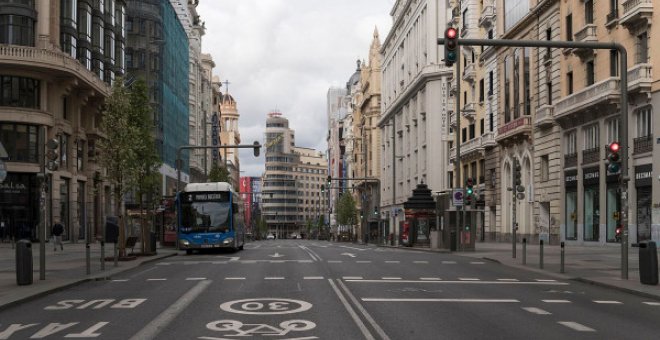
[453,188,464,207]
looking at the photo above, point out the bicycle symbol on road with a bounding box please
[200,319,317,339]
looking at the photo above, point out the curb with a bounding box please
[572,277,660,301]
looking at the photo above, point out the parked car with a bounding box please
[266,233,275,240]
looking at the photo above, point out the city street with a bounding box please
[0,240,659,339]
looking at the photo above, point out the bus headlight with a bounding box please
[223,238,234,245]
[179,240,190,248]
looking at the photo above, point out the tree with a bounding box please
[208,163,231,182]
[337,192,358,226]
[99,77,161,257]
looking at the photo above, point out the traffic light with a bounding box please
[444,27,458,67]
[327,175,331,187]
[46,137,59,171]
[374,206,379,215]
[253,141,260,157]
[513,158,525,200]
[606,141,621,173]
[321,185,325,193]
[466,177,474,196]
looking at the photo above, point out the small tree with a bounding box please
[337,192,358,227]
[208,163,231,182]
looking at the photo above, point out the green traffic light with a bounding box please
[466,188,473,195]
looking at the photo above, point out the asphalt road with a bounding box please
[1,240,659,339]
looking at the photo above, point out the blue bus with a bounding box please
[176,182,246,254]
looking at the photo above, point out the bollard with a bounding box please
[560,242,565,273]
[539,239,544,269]
[522,238,527,265]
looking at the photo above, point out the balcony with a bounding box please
[633,134,653,154]
[449,111,457,129]
[554,77,620,126]
[461,103,476,120]
[564,153,578,168]
[479,6,495,29]
[535,105,554,129]
[460,136,485,159]
[582,147,600,164]
[620,0,653,30]
[462,62,476,82]
[627,63,653,93]
[496,116,532,144]
[0,45,109,95]
[572,24,597,58]
[481,131,496,149]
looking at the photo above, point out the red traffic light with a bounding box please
[609,141,620,153]
[446,27,457,39]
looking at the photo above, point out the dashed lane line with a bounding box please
[328,260,343,263]
[381,277,402,280]
[362,298,520,303]
[413,261,429,264]
[224,277,245,280]
[420,277,442,281]
[470,261,486,264]
[264,277,285,280]
[535,279,557,282]
[497,279,519,281]
[146,278,167,281]
[593,300,623,304]
[459,278,480,281]
[385,261,400,263]
[111,279,129,282]
[442,261,457,264]
[356,261,372,263]
[345,280,568,285]
[542,300,572,303]
[304,276,325,280]
[557,321,596,332]
[643,302,660,306]
[185,277,207,281]
[522,307,552,315]
[343,276,364,280]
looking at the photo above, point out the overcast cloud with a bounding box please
[196,0,393,177]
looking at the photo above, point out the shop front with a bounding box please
[583,167,600,242]
[0,173,39,241]
[564,170,578,241]
[635,164,652,244]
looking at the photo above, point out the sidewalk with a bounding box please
[0,240,178,311]
[383,241,660,300]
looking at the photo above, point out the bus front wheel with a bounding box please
[185,249,192,255]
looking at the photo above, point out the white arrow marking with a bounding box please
[215,256,240,261]
[341,253,356,258]
[268,253,284,258]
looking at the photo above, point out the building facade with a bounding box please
[0,0,127,241]
[218,85,241,187]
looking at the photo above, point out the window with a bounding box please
[504,56,511,122]
[606,118,620,142]
[584,186,599,241]
[0,123,39,163]
[546,82,553,105]
[610,50,618,76]
[0,15,36,46]
[636,106,652,138]
[480,118,484,136]
[584,124,599,150]
[566,190,577,240]
[585,0,594,24]
[565,131,577,155]
[586,60,595,86]
[606,185,620,242]
[488,71,493,96]
[77,140,84,171]
[567,72,574,95]
[566,14,573,41]
[0,76,40,108]
[540,155,549,181]
[469,124,475,140]
[462,127,467,143]
[636,32,648,64]
[545,28,552,56]
[479,78,484,102]
[59,134,69,170]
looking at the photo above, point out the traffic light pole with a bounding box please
[455,43,463,252]
[437,37,629,279]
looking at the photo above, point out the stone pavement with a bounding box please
[0,240,177,311]
[387,241,660,300]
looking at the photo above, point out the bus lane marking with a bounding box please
[219,298,312,315]
[202,319,317,338]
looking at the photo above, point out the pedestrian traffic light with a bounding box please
[607,141,621,173]
[46,137,59,171]
[327,175,331,187]
[374,206,379,215]
[444,27,458,67]
[465,177,474,196]
[321,185,325,193]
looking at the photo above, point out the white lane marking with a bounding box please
[339,245,368,251]
[413,261,429,264]
[442,261,457,264]
[420,277,442,281]
[304,276,324,280]
[155,263,171,266]
[224,277,245,280]
[343,276,363,280]
[385,261,400,264]
[328,279,376,340]
[147,278,167,281]
[459,278,480,281]
[535,279,557,282]
[337,280,391,340]
[356,261,372,263]
[242,260,257,264]
[593,300,622,304]
[643,302,660,306]
[341,253,357,258]
[129,280,211,340]
[542,300,572,303]
[328,260,343,263]
[270,260,285,263]
[497,279,519,282]
[523,307,552,315]
[381,277,402,280]
[185,277,206,281]
[112,279,129,282]
[264,277,285,280]
[362,298,519,303]
[346,280,569,285]
[470,261,485,265]
[558,321,596,332]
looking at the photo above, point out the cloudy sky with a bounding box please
[196,0,394,177]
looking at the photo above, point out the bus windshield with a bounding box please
[180,201,231,234]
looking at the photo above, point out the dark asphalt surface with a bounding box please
[0,240,659,339]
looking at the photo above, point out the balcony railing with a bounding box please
[461,136,484,157]
[479,5,495,28]
[496,116,532,143]
[627,63,652,93]
[620,0,654,29]
[461,103,476,120]
[481,131,496,148]
[582,147,600,164]
[633,134,653,154]
[574,24,597,42]
[463,63,476,82]
[535,105,554,128]
[554,77,620,121]
[564,153,578,168]
[0,45,109,94]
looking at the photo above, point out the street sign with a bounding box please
[453,188,464,206]
[0,160,6,183]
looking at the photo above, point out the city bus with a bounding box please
[176,182,246,254]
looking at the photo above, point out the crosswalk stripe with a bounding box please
[558,321,595,332]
